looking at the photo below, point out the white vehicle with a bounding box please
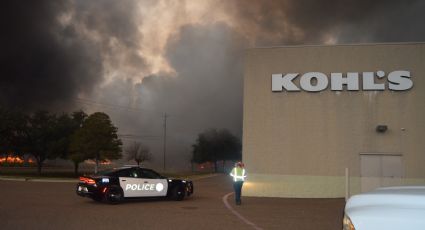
[343,186,425,230]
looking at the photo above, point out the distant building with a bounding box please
[243,43,425,198]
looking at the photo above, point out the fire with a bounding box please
[0,155,35,164]
[198,162,213,170]
[84,159,112,165]
[0,156,23,164]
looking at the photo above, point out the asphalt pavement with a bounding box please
[0,175,345,230]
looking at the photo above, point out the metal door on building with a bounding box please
[360,154,404,192]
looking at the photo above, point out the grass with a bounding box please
[0,170,82,179]
[0,166,217,180]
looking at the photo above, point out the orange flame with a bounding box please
[84,159,112,165]
[0,156,24,163]
[0,155,34,164]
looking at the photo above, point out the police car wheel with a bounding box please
[104,186,123,204]
[171,186,185,201]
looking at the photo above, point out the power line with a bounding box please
[119,136,160,141]
[118,134,159,137]
[118,131,161,141]
[71,97,162,116]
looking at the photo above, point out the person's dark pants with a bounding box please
[233,181,244,204]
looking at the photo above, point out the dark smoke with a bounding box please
[0,0,144,110]
[228,0,425,45]
[72,0,147,77]
[2,0,424,109]
[0,1,100,109]
[147,23,246,137]
[335,1,425,43]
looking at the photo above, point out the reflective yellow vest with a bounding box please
[230,167,247,182]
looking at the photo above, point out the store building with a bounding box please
[243,43,425,198]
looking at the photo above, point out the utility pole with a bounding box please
[163,113,167,172]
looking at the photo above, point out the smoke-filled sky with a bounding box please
[1,0,425,170]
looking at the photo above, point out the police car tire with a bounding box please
[172,186,185,201]
[104,186,124,204]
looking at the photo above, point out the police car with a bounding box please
[76,166,194,204]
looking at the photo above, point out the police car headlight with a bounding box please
[343,214,355,230]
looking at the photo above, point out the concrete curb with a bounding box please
[222,192,263,230]
[184,173,221,181]
[0,176,77,183]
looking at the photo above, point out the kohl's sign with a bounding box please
[271,70,413,92]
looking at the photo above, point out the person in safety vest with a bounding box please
[229,161,247,205]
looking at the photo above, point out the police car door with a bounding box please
[118,168,150,198]
[140,169,168,197]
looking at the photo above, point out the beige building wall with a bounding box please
[243,43,425,198]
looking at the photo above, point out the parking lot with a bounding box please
[0,175,345,230]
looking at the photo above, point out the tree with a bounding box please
[192,129,241,172]
[68,147,87,176]
[66,111,88,175]
[125,141,152,166]
[70,112,122,173]
[51,113,79,159]
[20,111,61,174]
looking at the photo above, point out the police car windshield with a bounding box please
[95,169,116,176]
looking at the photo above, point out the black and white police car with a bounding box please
[76,166,193,204]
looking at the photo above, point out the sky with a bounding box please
[1,0,425,170]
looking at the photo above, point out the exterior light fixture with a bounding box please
[376,125,388,133]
